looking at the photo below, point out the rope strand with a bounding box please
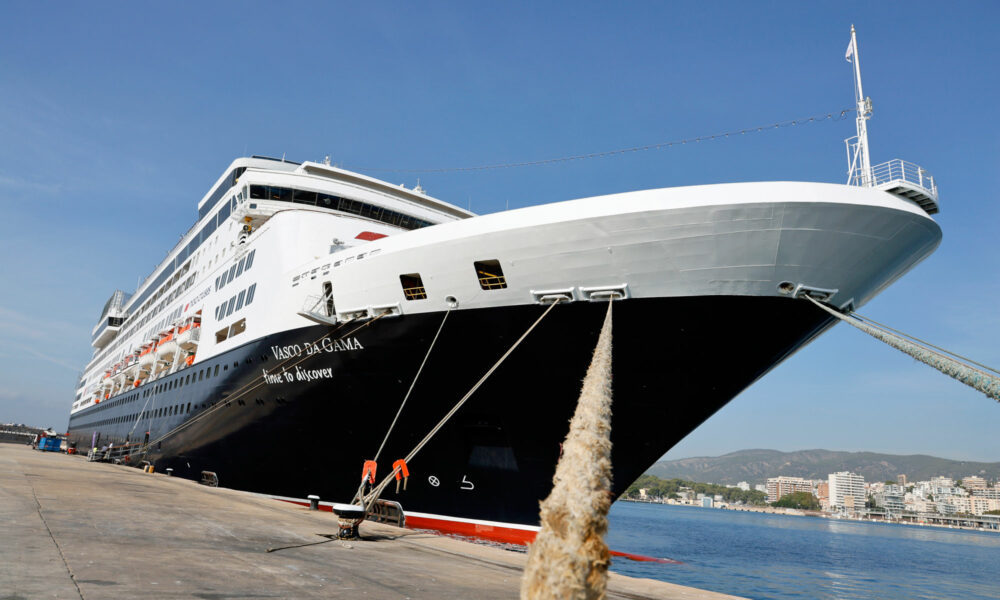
[349,108,856,174]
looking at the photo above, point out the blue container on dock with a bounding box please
[38,437,62,452]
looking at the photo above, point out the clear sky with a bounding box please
[1,2,998,462]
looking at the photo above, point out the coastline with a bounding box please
[621,497,1000,533]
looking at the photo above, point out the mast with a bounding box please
[846,25,873,186]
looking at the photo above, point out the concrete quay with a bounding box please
[1,444,744,599]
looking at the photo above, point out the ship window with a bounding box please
[235,257,246,278]
[235,290,246,311]
[216,326,229,343]
[226,297,237,317]
[317,193,336,207]
[245,250,255,271]
[229,318,246,338]
[250,185,267,199]
[474,260,507,290]
[211,364,218,377]
[217,196,231,223]
[293,189,317,205]
[399,274,427,300]
[246,283,257,305]
[186,402,191,413]
[269,186,292,201]
[227,264,238,284]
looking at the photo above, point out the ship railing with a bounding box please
[848,157,940,215]
[402,286,427,300]
[478,275,508,290]
[302,294,334,317]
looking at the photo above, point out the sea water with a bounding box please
[606,502,999,599]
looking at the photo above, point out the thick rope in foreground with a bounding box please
[521,301,614,600]
[806,296,1000,402]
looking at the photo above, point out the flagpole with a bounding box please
[850,25,873,185]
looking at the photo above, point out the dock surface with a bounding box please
[1,443,743,599]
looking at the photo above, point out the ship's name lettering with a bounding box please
[269,337,364,360]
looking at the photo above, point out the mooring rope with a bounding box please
[522,299,615,600]
[362,300,563,505]
[373,308,452,464]
[350,108,857,174]
[806,296,1000,402]
[351,309,453,505]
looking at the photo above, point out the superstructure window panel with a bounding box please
[226,297,237,317]
[235,257,246,278]
[235,290,246,311]
[245,250,256,271]
[217,197,231,224]
[246,283,257,305]
[293,189,317,205]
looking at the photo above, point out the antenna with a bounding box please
[845,25,873,186]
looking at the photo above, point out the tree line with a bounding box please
[623,474,768,505]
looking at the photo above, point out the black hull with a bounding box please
[69,296,832,526]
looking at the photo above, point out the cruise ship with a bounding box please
[66,33,943,543]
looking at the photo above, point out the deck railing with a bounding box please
[850,158,938,199]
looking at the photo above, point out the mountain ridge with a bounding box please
[647,449,1000,485]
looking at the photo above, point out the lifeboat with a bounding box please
[154,328,178,375]
[137,342,156,377]
[177,317,201,351]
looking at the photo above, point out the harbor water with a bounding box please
[607,501,1000,599]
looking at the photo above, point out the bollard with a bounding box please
[166,468,173,476]
[308,495,320,511]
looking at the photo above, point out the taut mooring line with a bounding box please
[805,295,1000,402]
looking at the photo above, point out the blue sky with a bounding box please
[1,2,998,462]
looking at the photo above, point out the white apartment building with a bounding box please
[828,471,866,512]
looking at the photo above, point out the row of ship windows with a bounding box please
[215,250,256,292]
[248,185,434,231]
[73,352,273,425]
[215,285,257,322]
[72,392,292,434]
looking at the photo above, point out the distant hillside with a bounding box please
[646,449,1000,486]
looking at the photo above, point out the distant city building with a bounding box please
[766,476,812,503]
[897,474,907,486]
[828,472,866,513]
[963,476,987,490]
[876,484,906,515]
[930,476,955,488]
[972,488,1000,500]
[755,484,767,493]
[816,482,830,506]
[701,497,714,508]
[736,481,750,492]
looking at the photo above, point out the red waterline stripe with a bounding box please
[274,498,681,564]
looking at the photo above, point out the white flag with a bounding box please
[845,39,854,63]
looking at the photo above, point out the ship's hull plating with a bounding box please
[68,295,833,527]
